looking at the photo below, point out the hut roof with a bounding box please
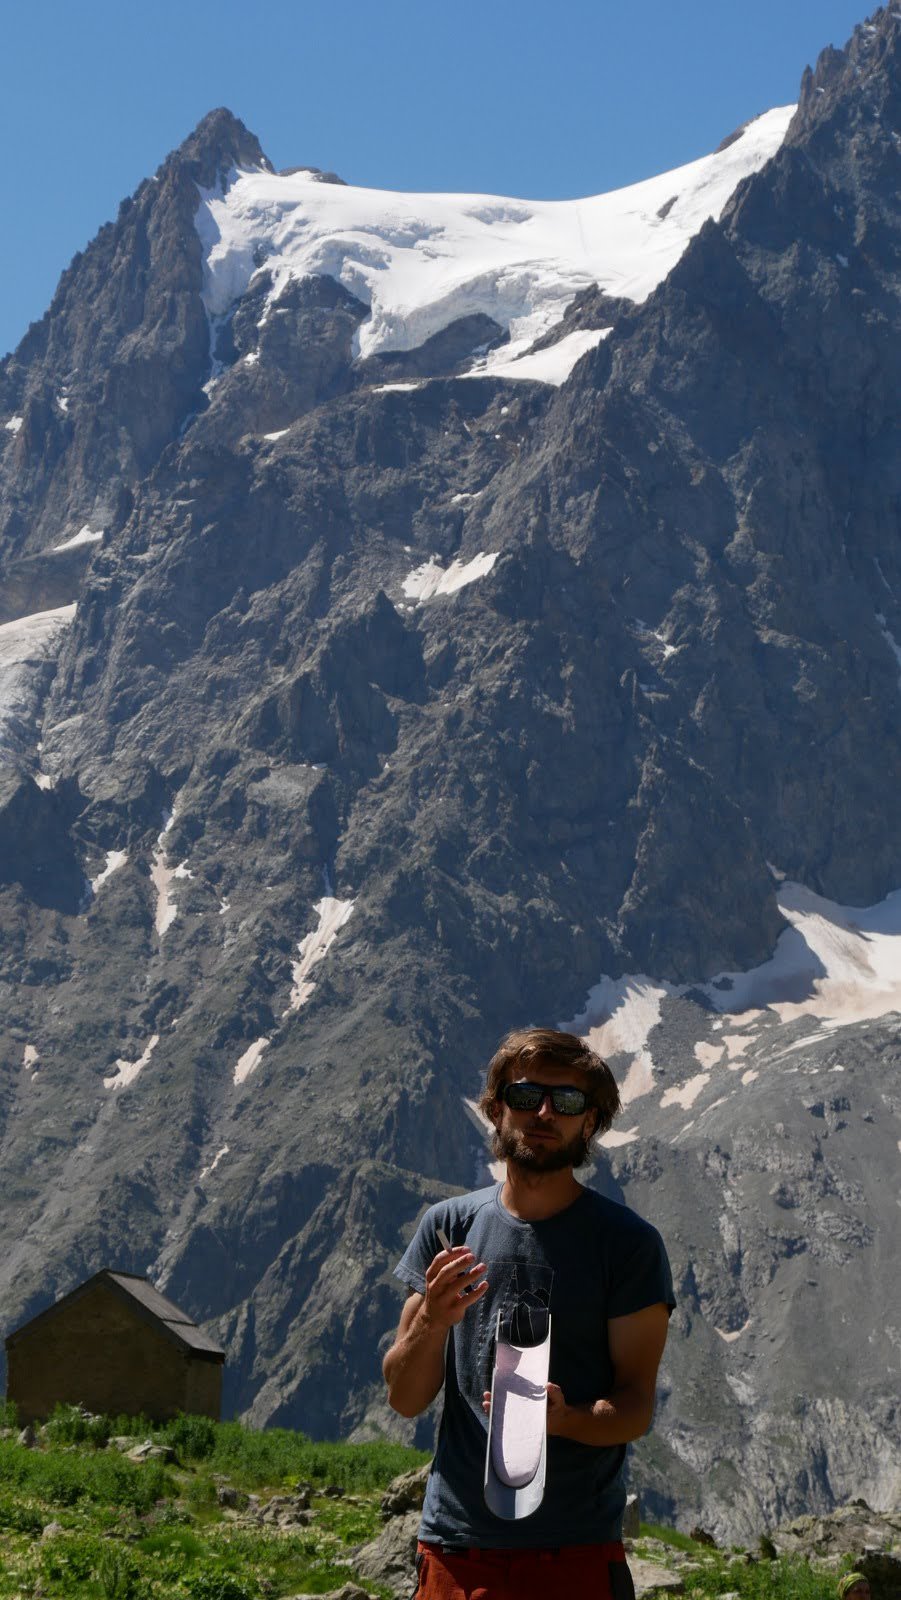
[5,1269,225,1360]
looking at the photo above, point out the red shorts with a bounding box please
[414,1539,635,1600]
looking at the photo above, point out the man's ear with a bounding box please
[585,1106,600,1138]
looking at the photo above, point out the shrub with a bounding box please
[183,1570,258,1600]
[39,1531,106,1585]
[186,1473,219,1508]
[44,1402,112,1449]
[95,1543,141,1600]
[161,1413,218,1461]
[0,1396,18,1429]
[0,1494,44,1534]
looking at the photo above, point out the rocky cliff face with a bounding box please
[1,12,899,1543]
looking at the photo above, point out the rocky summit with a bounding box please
[1,7,900,1545]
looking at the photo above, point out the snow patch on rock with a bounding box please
[661,1072,710,1110]
[234,1037,270,1086]
[403,552,497,602]
[105,1035,159,1091]
[199,1144,230,1182]
[53,526,104,553]
[90,850,127,894]
[464,325,611,386]
[284,896,355,1014]
[151,809,179,937]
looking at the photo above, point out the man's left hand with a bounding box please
[544,1381,568,1433]
[480,1383,566,1434]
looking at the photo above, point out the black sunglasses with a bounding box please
[501,1081,589,1115]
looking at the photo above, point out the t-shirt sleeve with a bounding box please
[394,1204,441,1296]
[606,1220,675,1319]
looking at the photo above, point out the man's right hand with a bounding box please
[422,1246,489,1329]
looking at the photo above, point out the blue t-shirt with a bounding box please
[394,1183,674,1549]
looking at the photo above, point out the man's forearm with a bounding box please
[550,1385,654,1446]
[383,1308,448,1417]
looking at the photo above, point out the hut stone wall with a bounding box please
[7,1280,222,1424]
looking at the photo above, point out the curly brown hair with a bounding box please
[477,1027,621,1143]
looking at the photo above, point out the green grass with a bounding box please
[0,1407,862,1600]
[680,1557,850,1598]
[198,1421,429,1491]
[640,1520,700,1552]
[634,1525,862,1600]
[0,1439,170,1512]
[0,1410,423,1599]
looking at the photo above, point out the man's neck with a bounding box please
[500,1164,585,1221]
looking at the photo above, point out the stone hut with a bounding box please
[5,1269,225,1425]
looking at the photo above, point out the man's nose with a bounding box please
[536,1093,556,1117]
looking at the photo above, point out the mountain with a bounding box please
[2,7,900,1542]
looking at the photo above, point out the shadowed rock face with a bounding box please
[1,11,900,1541]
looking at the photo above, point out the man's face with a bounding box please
[491,1061,599,1172]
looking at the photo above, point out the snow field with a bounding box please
[195,107,794,378]
[0,605,77,672]
[565,880,901,1135]
[0,605,77,759]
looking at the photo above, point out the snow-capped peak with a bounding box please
[195,107,794,374]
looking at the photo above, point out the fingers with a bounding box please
[428,1251,487,1293]
[425,1245,475,1284]
[422,1247,489,1328]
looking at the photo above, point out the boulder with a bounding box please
[380,1462,431,1520]
[354,1509,420,1596]
[628,1559,685,1596]
[284,1588,371,1600]
[774,1503,901,1561]
[127,1441,174,1462]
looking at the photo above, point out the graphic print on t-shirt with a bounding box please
[471,1259,555,1414]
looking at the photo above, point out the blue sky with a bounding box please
[0,0,869,357]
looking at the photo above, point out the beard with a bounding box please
[493,1122,592,1172]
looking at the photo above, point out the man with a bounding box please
[383,1027,674,1600]
[838,1577,871,1599]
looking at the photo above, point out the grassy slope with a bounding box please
[0,1406,856,1598]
